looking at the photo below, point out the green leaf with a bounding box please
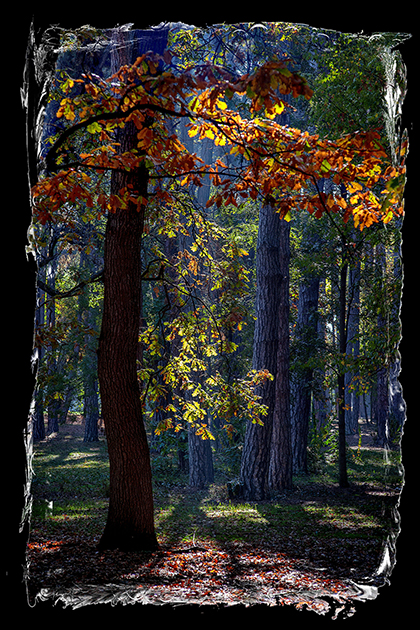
[246,85,256,99]
[87,121,102,134]
[278,67,292,78]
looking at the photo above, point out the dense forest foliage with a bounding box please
[25,22,408,556]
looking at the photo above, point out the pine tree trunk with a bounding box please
[240,205,286,500]
[84,376,99,442]
[268,218,293,493]
[188,423,214,488]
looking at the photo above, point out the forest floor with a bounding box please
[25,416,403,618]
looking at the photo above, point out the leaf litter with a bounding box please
[26,418,401,618]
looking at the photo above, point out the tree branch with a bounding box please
[45,102,191,173]
[37,269,103,299]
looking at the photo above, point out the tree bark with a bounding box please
[240,205,291,500]
[83,375,100,443]
[97,29,160,551]
[188,422,214,488]
[345,262,360,435]
[268,218,293,493]
[97,151,157,550]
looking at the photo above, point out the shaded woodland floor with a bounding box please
[26,417,403,618]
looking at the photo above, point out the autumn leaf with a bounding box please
[87,121,102,134]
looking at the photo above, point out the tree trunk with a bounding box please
[46,255,59,434]
[97,29,161,551]
[312,281,328,430]
[33,278,46,441]
[240,205,288,500]
[345,262,360,435]
[83,375,100,442]
[268,218,293,493]
[188,422,214,488]
[97,152,157,550]
[338,255,349,488]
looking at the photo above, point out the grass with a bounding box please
[29,425,402,555]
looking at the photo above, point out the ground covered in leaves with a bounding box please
[26,418,403,618]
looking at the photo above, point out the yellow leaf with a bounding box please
[216,98,228,110]
[203,128,215,140]
[326,194,335,209]
[265,101,285,119]
[348,181,363,193]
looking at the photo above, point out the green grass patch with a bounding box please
[30,428,401,553]
[31,435,110,501]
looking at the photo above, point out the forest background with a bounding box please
[7,7,418,624]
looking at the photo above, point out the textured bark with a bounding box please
[345,263,360,435]
[97,157,157,549]
[188,424,214,488]
[268,219,293,493]
[240,205,291,500]
[83,376,100,442]
[97,29,163,551]
[389,240,405,437]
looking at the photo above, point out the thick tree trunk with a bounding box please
[97,28,160,551]
[268,219,293,493]
[389,239,405,442]
[97,159,157,549]
[240,205,290,500]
